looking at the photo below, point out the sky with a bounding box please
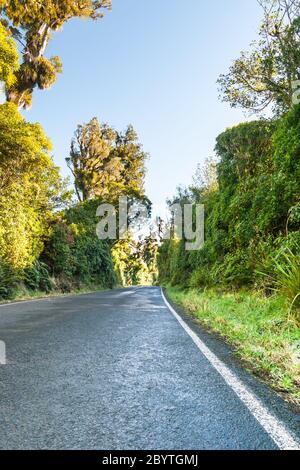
[25,0,262,217]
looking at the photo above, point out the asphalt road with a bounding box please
[0,286,299,450]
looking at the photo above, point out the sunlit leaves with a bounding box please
[67,118,148,204]
[0,1,112,108]
[0,103,69,269]
[0,22,19,88]
[218,0,300,114]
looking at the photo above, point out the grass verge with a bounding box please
[0,284,110,305]
[166,286,300,407]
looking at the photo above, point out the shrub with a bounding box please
[24,261,52,293]
[272,247,300,320]
[0,262,19,299]
[189,266,212,289]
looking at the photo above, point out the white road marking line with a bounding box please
[161,288,300,451]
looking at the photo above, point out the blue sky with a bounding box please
[25,0,262,215]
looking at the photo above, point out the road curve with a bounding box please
[0,286,299,450]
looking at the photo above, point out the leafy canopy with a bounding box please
[158,109,300,289]
[218,0,300,114]
[0,21,19,88]
[67,117,148,203]
[0,102,69,269]
[0,1,112,109]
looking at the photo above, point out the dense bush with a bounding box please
[0,102,73,299]
[0,262,19,299]
[24,261,52,293]
[158,106,300,315]
[0,106,117,299]
[42,200,116,291]
[0,103,64,270]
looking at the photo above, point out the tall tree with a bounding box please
[0,0,112,109]
[218,0,300,114]
[67,118,117,202]
[66,118,148,203]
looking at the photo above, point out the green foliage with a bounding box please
[259,238,300,320]
[0,0,112,108]
[0,102,75,298]
[0,261,19,299]
[42,201,116,291]
[158,105,300,317]
[113,234,158,287]
[0,21,19,88]
[24,261,52,293]
[43,219,75,278]
[0,106,151,297]
[157,238,192,288]
[272,248,300,317]
[273,101,300,177]
[67,118,148,204]
[66,117,152,287]
[139,235,159,284]
[218,1,300,114]
[0,102,67,270]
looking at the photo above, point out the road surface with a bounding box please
[0,286,299,450]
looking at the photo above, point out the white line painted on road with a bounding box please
[161,288,300,451]
[0,340,6,365]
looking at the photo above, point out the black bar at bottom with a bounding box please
[0,450,296,466]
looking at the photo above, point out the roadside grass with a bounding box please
[0,284,110,305]
[166,286,300,406]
